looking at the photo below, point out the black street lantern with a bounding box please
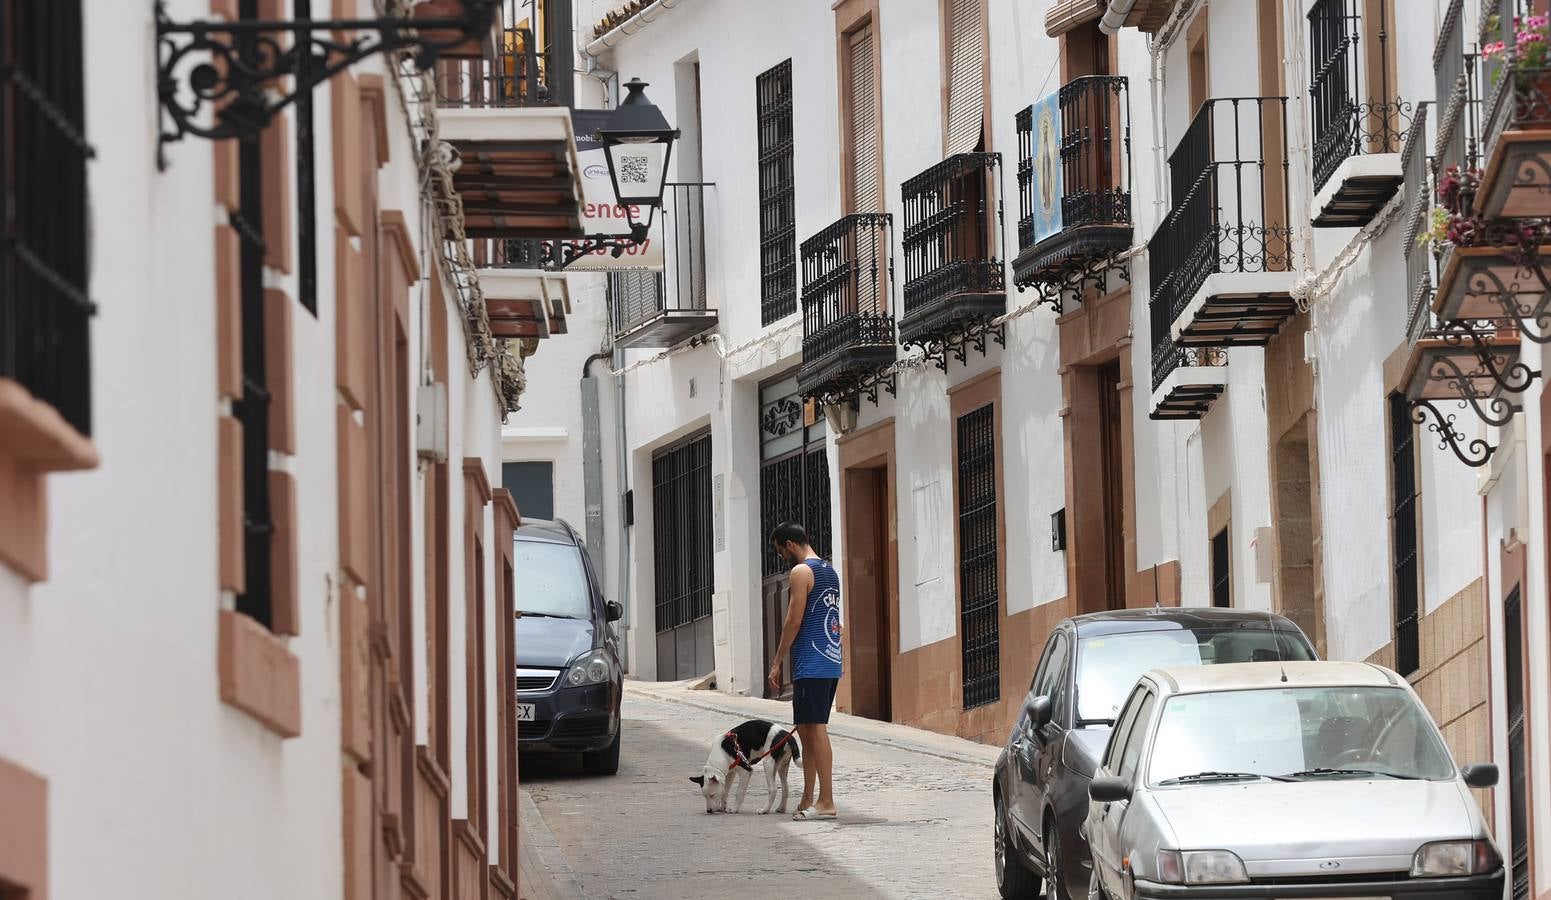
[599,78,680,238]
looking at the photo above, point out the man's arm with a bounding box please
[768,564,813,686]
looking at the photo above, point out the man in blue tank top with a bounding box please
[767,521,842,820]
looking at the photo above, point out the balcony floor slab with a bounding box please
[615,309,719,350]
[1171,271,1299,347]
[1312,153,1403,229]
[1149,365,1229,420]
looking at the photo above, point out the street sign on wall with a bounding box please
[557,108,665,270]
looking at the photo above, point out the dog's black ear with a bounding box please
[689,775,705,786]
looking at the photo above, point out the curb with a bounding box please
[519,788,587,899]
[625,679,1000,770]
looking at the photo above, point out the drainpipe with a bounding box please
[581,351,611,567]
[1099,0,1140,34]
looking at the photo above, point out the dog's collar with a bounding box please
[723,731,754,771]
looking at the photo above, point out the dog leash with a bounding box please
[723,728,798,771]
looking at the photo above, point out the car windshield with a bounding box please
[514,539,592,619]
[1148,686,1456,785]
[1074,628,1312,724]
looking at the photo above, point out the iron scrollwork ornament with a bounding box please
[155,0,501,166]
[1411,399,1497,468]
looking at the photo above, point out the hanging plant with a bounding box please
[1481,13,1550,88]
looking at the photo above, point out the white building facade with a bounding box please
[559,0,1550,891]
[0,0,584,896]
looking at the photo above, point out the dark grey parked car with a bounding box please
[993,608,1318,899]
[514,519,623,775]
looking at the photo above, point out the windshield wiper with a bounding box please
[1283,767,1420,780]
[1158,771,1294,785]
[517,611,581,619]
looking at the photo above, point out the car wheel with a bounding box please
[1045,819,1068,900]
[582,730,620,776]
[994,795,1040,899]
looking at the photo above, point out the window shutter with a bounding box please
[944,0,985,156]
[847,26,882,215]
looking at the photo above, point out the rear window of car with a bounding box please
[1074,627,1313,724]
[514,539,592,619]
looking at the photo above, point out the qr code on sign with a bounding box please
[619,155,650,185]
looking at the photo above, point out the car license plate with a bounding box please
[516,703,535,722]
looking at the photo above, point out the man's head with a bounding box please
[770,521,812,567]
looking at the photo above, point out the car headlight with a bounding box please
[1155,850,1248,885]
[1411,840,1499,877]
[565,649,612,687]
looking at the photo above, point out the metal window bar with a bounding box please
[1149,97,1294,328]
[1402,102,1436,344]
[1210,527,1230,607]
[1308,0,1406,191]
[757,60,797,326]
[757,376,831,578]
[652,433,713,634]
[435,21,548,109]
[1388,391,1420,676]
[800,213,896,367]
[901,152,1005,318]
[1016,105,1034,249]
[1480,0,1551,171]
[234,0,274,628]
[957,403,1000,710]
[608,182,712,335]
[0,0,94,437]
[1505,586,1528,900]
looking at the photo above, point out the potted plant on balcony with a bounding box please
[1420,164,1550,321]
[1481,12,1551,112]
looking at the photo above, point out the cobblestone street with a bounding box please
[519,681,1001,900]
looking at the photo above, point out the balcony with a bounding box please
[610,183,719,349]
[1012,75,1133,304]
[1475,0,1551,218]
[798,214,897,404]
[477,240,570,340]
[898,153,1006,364]
[435,19,583,240]
[1307,0,1408,227]
[1149,227,1227,420]
[1152,97,1297,348]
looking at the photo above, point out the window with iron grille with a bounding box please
[957,403,999,709]
[1210,526,1231,608]
[1388,391,1419,676]
[652,432,714,634]
[1,0,94,437]
[758,373,831,578]
[1505,586,1528,900]
[756,60,796,326]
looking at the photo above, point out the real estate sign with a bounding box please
[554,109,665,271]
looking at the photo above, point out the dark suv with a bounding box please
[993,608,1317,899]
[514,519,623,775]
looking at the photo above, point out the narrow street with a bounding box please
[519,681,1001,900]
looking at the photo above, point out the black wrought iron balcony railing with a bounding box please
[1308,0,1408,193]
[435,24,552,108]
[1149,97,1295,341]
[1014,75,1132,294]
[611,182,718,348]
[1434,0,1480,174]
[798,214,897,403]
[899,153,1005,350]
[1402,103,1436,345]
[1475,0,1551,217]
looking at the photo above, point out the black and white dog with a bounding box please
[689,719,801,814]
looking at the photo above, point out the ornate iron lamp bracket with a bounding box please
[1410,399,1497,468]
[155,0,500,168]
[541,225,651,269]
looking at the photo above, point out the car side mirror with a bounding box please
[605,600,624,622]
[1462,763,1499,788]
[1024,695,1053,731]
[1089,776,1132,803]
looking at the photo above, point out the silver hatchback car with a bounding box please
[1083,661,1504,900]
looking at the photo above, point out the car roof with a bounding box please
[1149,660,1400,694]
[1067,606,1307,638]
[513,518,578,545]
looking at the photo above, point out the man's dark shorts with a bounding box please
[792,677,839,725]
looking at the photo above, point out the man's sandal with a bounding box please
[792,807,837,820]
